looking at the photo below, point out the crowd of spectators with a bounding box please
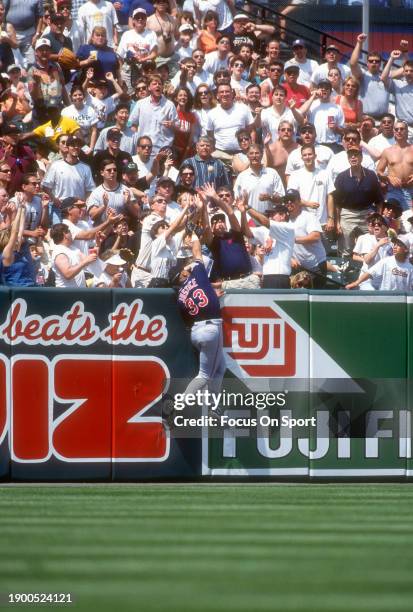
[0,0,413,291]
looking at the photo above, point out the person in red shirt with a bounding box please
[172,87,197,165]
[282,65,311,108]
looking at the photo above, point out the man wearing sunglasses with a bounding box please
[349,34,390,120]
[285,123,333,179]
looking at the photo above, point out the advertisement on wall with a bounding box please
[0,289,411,480]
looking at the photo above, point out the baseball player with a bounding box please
[171,233,226,404]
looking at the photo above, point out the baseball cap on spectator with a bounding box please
[179,24,194,33]
[123,162,138,174]
[392,236,409,249]
[283,189,300,203]
[56,0,72,6]
[66,135,83,146]
[292,39,306,47]
[233,13,250,21]
[265,203,289,216]
[300,123,315,133]
[210,212,226,224]
[6,64,21,74]
[132,8,147,18]
[326,44,340,52]
[104,254,127,267]
[107,128,122,141]
[346,146,362,156]
[61,197,86,211]
[35,38,51,50]
[285,65,299,74]
[383,198,403,217]
[318,79,332,89]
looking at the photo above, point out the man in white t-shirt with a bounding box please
[206,83,255,165]
[285,188,327,288]
[311,44,350,86]
[117,8,158,91]
[288,143,328,225]
[50,222,98,287]
[203,35,231,74]
[285,123,333,178]
[352,213,394,289]
[260,85,303,143]
[284,39,319,87]
[42,135,96,206]
[347,238,413,291]
[366,114,396,160]
[240,200,295,288]
[61,196,117,256]
[78,0,119,48]
[301,81,345,152]
[234,144,285,214]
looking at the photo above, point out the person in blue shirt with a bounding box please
[0,198,36,286]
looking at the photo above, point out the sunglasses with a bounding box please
[234,62,244,68]
[368,59,380,64]
[270,67,282,72]
[181,172,194,176]
[136,86,147,91]
[394,127,406,131]
[139,144,152,148]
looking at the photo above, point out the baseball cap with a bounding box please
[383,198,403,216]
[299,123,315,133]
[61,197,86,211]
[283,189,300,203]
[107,128,122,141]
[326,44,340,52]
[346,146,362,156]
[132,7,147,18]
[211,212,226,224]
[104,254,127,267]
[285,64,299,73]
[56,0,72,6]
[233,13,250,21]
[123,162,138,174]
[35,38,51,50]
[179,24,194,33]
[392,237,409,249]
[292,39,306,48]
[6,64,21,73]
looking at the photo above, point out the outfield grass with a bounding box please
[1,484,413,611]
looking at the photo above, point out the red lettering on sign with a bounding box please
[0,357,7,445]
[53,358,112,459]
[112,358,168,459]
[12,358,49,461]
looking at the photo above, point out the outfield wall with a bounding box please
[0,288,412,481]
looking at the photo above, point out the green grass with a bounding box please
[1,484,413,612]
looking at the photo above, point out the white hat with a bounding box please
[179,24,194,33]
[7,64,21,73]
[104,254,127,267]
[35,38,51,50]
[132,7,147,18]
[233,13,250,21]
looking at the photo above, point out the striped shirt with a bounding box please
[178,155,229,190]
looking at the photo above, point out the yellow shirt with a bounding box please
[33,117,81,147]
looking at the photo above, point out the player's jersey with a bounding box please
[178,261,221,325]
